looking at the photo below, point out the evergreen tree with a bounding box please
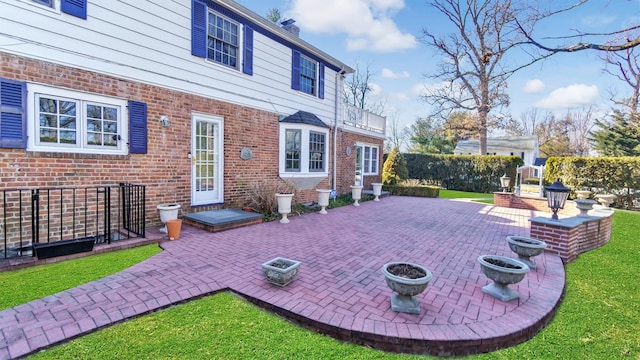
[382,147,408,185]
[589,111,640,156]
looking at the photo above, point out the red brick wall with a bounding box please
[334,131,383,195]
[0,53,382,227]
[493,193,579,216]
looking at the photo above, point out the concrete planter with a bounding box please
[275,193,294,223]
[316,189,331,214]
[372,182,383,201]
[261,257,301,287]
[351,185,363,206]
[382,262,432,314]
[478,255,529,301]
[157,203,180,233]
[506,236,547,270]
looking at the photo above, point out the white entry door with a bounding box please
[191,114,224,205]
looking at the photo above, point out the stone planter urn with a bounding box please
[574,199,597,217]
[275,193,294,223]
[351,185,363,206]
[157,203,181,233]
[316,189,331,214]
[381,262,433,314]
[596,194,616,208]
[506,236,547,270]
[478,255,530,301]
[575,190,591,200]
[261,257,301,287]
[371,182,383,201]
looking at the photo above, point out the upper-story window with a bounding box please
[32,0,54,8]
[191,1,254,75]
[299,56,317,95]
[207,13,239,69]
[291,50,325,99]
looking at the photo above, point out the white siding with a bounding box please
[0,0,340,123]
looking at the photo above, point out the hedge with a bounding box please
[544,156,640,209]
[382,185,439,197]
[399,154,524,194]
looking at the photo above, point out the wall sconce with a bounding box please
[160,115,170,127]
[545,179,570,220]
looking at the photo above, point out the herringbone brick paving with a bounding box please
[0,197,565,358]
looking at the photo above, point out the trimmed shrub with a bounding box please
[382,147,409,185]
[383,185,439,197]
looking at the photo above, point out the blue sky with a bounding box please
[237,0,640,134]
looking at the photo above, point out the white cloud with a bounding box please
[381,68,410,79]
[286,0,417,52]
[535,84,600,109]
[523,79,545,93]
[369,82,383,96]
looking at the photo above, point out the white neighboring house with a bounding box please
[453,136,539,166]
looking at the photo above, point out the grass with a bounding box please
[439,189,492,199]
[0,244,161,311]
[8,201,637,359]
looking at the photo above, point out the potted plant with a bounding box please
[381,262,432,314]
[351,185,363,206]
[261,257,301,286]
[477,255,529,301]
[275,193,294,223]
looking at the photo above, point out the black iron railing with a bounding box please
[1,183,145,259]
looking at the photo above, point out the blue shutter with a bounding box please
[0,78,27,149]
[61,0,87,19]
[128,100,147,154]
[318,63,325,99]
[291,50,301,90]
[243,25,254,75]
[191,0,207,58]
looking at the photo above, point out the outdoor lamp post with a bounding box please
[545,180,570,220]
[500,173,510,193]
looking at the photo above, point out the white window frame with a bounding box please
[206,10,242,71]
[357,143,379,175]
[299,55,317,96]
[27,84,128,155]
[279,123,329,177]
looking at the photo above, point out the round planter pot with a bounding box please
[316,189,331,214]
[506,236,547,270]
[372,183,383,201]
[275,193,294,224]
[157,203,180,233]
[351,185,363,206]
[478,255,529,301]
[382,262,432,314]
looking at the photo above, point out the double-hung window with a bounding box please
[308,131,325,172]
[27,84,128,155]
[299,56,317,95]
[207,12,239,69]
[285,129,301,172]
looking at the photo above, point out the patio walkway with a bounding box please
[0,197,565,358]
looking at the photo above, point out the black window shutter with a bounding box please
[128,100,147,154]
[191,0,207,58]
[291,50,301,90]
[0,78,27,149]
[243,25,254,75]
[61,0,87,19]
[318,63,325,99]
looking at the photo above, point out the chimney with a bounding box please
[280,19,300,37]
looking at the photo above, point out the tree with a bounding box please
[382,147,408,185]
[407,117,457,154]
[602,46,640,118]
[385,112,410,153]
[266,8,284,24]
[421,0,529,155]
[589,111,640,156]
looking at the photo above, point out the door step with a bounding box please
[182,209,263,233]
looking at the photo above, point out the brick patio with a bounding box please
[0,197,565,358]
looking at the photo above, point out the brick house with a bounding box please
[0,0,385,248]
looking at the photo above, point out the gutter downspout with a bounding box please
[333,68,346,192]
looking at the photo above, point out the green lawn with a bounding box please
[439,189,492,199]
[0,244,161,311]
[10,208,638,359]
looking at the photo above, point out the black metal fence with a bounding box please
[1,183,145,259]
